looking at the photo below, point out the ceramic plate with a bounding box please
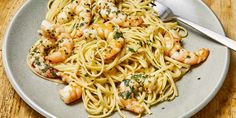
[3,0,230,117]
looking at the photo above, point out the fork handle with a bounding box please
[176,17,236,51]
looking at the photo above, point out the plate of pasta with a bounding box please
[3,0,229,118]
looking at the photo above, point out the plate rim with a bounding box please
[2,0,230,118]
[180,0,230,117]
[2,1,56,118]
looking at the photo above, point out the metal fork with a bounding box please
[151,1,236,51]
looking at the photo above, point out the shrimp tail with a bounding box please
[59,82,83,104]
[119,98,145,114]
[164,32,210,65]
[169,44,209,65]
[192,48,209,64]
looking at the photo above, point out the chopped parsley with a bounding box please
[44,47,51,55]
[119,91,132,100]
[131,74,148,82]
[107,9,111,14]
[32,48,39,54]
[51,71,58,78]
[35,61,41,66]
[34,57,41,66]
[42,64,50,73]
[131,74,142,81]
[80,23,84,27]
[84,73,89,77]
[123,79,130,86]
[113,31,123,39]
[58,39,64,43]
[128,47,135,53]
[30,52,35,56]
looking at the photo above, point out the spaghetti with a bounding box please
[27,0,209,117]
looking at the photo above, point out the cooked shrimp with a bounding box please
[39,20,74,63]
[28,33,74,79]
[119,98,145,114]
[57,1,77,24]
[57,0,92,30]
[169,44,209,65]
[164,33,209,65]
[59,82,83,104]
[96,0,143,27]
[75,1,92,30]
[39,20,65,39]
[28,37,59,79]
[118,73,157,114]
[84,22,125,60]
[143,76,157,93]
[57,0,82,24]
[45,33,74,63]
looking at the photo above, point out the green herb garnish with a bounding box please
[131,74,142,81]
[34,57,41,66]
[123,79,130,86]
[80,23,84,27]
[113,31,123,39]
[131,74,148,82]
[42,64,50,73]
[128,47,135,53]
[51,71,58,78]
[119,91,132,100]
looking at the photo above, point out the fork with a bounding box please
[151,1,236,51]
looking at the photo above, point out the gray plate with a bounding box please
[2,0,230,118]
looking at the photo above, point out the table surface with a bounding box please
[0,0,236,117]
